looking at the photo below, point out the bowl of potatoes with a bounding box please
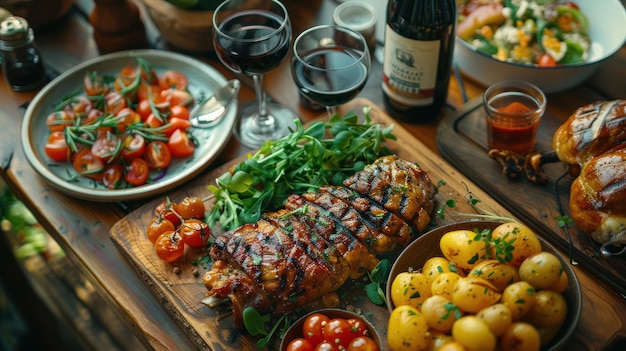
[386,220,581,351]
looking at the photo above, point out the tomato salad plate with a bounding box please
[21,49,237,202]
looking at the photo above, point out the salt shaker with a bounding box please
[0,16,47,91]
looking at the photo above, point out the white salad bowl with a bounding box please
[454,0,626,93]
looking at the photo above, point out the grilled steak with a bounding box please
[203,155,436,328]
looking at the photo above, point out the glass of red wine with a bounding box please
[291,25,371,117]
[213,0,297,148]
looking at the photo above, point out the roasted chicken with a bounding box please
[491,100,626,249]
[203,155,436,328]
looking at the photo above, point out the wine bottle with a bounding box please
[382,0,457,121]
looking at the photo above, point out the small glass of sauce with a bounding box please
[483,80,546,155]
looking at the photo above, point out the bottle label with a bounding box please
[382,24,440,106]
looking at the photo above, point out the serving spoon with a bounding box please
[190,79,240,128]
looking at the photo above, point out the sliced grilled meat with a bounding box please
[319,185,413,249]
[342,155,436,232]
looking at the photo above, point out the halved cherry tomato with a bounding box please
[137,99,153,120]
[91,131,121,162]
[121,134,146,160]
[72,149,105,180]
[44,131,70,162]
[144,141,172,169]
[80,108,103,126]
[179,219,211,247]
[106,91,126,115]
[102,164,125,189]
[83,71,107,96]
[538,53,557,67]
[125,157,150,186]
[170,104,190,120]
[161,88,194,107]
[137,83,162,102]
[168,129,195,157]
[146,216,176,243]
[159,70,189,91]
[144,113,165,129]
[154,231,185,262]
[116,107,142,132]
[162,117,192,137]
[286,338,315,351]
[303,313,330,346]
[46,111,74,132]
[67,96,92,115]
[177,196,205,219]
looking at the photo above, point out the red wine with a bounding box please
[214,10,290,75]
[292,47,369,107]
[382,0,457,121]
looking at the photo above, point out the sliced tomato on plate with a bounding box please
[125,157,150,186]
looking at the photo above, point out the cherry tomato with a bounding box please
[81,108,103,126]
[121,134,146,160]
[137,99,153,120]
[125,157,150,186]
[106,91,126,115]
[177,196,206,219]
[44,131,70,162]
[170,104,190,120]
[146,216,176,243]
[303,313,330,345]
[137,83,162,102]
[68,96,92,115]
[346,336,379,351]
[286,338,315,351]
[154,231,184,262]
[168,129,195,158]
[144,113,165,129]
[161,88,194,107]
[46,111,74,132]
[314,342,339,351]
[114,65,138,92]
[155,200,182,227]
[322,318,354,348]
[159,70,189,91]
[538,53,557,67]
[144,141,172,169]
[83,71,107,96]
[116,107,142,132]
[102,164,125,190]
[179,219,211,247]
[72,149,105,180]
[162,117,192,137]
[347,318,368,338]
[91,132,121,162]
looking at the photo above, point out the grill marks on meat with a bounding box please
[203,155,436,328]
[342,155,436,232]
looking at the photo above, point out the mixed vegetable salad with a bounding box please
[457,0,591,66]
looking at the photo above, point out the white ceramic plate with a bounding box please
[21,49,237,202]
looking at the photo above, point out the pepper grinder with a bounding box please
[0,16,47,92]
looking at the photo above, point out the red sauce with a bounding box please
[486,100,541,155]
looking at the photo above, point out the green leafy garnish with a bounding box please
[242,307,290,348]
[363,259,391,305]
[206,109,396,231]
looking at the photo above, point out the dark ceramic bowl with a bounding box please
[279,308,383,351]
[386,220,582,351]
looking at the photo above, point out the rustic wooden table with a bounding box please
[0,0,625,350]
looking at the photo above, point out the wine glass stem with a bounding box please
[326,105,337,118]
[253,74,269,121]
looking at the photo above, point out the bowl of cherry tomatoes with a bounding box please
[280,308,382,351]
[385,220,581,351]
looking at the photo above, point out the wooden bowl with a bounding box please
[386,220,582,351]
[279,308,383,350]
[140,0,264,53]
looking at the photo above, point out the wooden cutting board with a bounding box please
[437,96,626,297]
[109,98,619,350]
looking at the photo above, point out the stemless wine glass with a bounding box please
[213,0,298,148]
[291,24,371,117]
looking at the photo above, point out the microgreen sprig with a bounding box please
[363,259,391,305]
[206,109,396,231]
